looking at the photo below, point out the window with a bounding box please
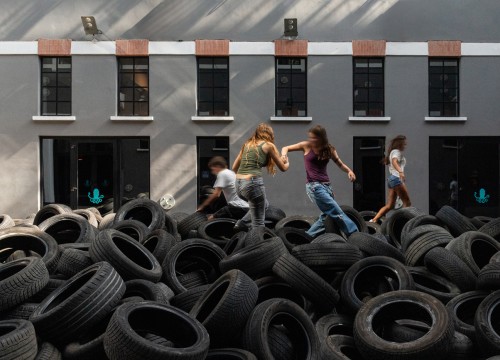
[275,57,307,117]
[118,57,149,116]
[353,58,384,117]
[41,57,72,115]
[197,57,229,116]
[429,58,459,117]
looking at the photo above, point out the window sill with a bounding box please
[270,116,312,122]
[425,116,467,122]
[349,116,391,122]
[191,116,234,122]
[110,116,154,122]
[32,116,76,122]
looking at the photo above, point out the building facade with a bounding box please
[0,0,499,218]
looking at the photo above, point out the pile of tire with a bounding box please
[0,201,499,360]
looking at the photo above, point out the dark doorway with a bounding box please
[41,137,150,214]
[353,137,386,212]
[429,137,499,217]
[196,137,230,209]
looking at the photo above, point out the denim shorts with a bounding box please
[388,174,403,189]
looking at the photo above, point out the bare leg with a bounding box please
[372,189,397,222]
[395,183,412,207]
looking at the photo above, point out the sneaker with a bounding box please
[233,220,248,232]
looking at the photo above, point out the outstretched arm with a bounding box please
[332,150,356,182]
[265,143,289,172]
[197,188,222,212]
[281,141,309,163]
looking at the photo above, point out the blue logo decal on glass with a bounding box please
[88,188,104,204]
[474,188,490,204]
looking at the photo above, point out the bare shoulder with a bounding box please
[262,142,277,153]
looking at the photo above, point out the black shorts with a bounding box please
[212,205,248,219]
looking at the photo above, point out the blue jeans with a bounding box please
[305,182,359,237]
[236,177,268,229]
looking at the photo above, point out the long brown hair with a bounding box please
[383,135,407,165]
[309,125,336,160]
[244,123,277,175]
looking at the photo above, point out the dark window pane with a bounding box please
[198,57,213,67]
[354,58,369,73]
[198,102,212,116]
[353,58,384,116]
[429,88,442,102]
[120,73,134,87]
[292,88,306,103]
[134,58,148,71]
[57,87,71,102]
[277,74,291,88]
[199,88,213,102]
[197,57,229,116]
[444,88,458,102]
[354,74,369,88]
[42,101,57,115]
[277,88,291,103]
[119,102,133,116]
[292,73,306,88]
[443,103,459,116]
[429,102,442,117]
[213,72,228,87]
[275,57,307,116]
[369,89,384,103]
[199,73,213,87]
[213,103,229,116]
[444,74,458,89]
[428,58,460,117]
[42,58,57,72]
[354,88,368,102]
[354,102,368,116]
[213,58,228,69]
[119,88,134,102]
[41,87,56,101]
[213,88,228,102]
[58,73,71,87]
[57,102,71,115]
[58,58,72,72]
[135,88,148,102]
[134,102,149,116]
[119,58,134,71]
[42,73,56,86]
[369,74,384,88]
[368,103,384,116]
[429,74,443,88]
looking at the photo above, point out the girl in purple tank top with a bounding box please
[281,125,359,237]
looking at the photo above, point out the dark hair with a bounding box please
[308,125,336,160]
[208,156,227,168]
[383,135,407,165]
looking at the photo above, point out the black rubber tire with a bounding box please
[384,207,425,249]
[219,237,288,278]
[197,218,237,248]
[311,233,346,244]
[98,213,116,230]
[38,213,95,244]
[103,301,210,360]
[0,228,60,274]
[27,278,66,303]
[491,251,500,264]
[325,335,364,360]
[340,256,414,313]
[359,210,378,222]
[474,290,500,356]
[447,331,475,360]
[347,232,405,263]
[446,290,490,341]
[265,205,286,224]
[366,222,382,235]
[274,215,316,232]
[255,276,308,309]
[90,229,162,282]
[190,270,258,346]
[315,314,354,340]
[180,270,210,290]
[275,227,313,251]
[223,232,247,255]
[73,209,99,228]
[436,205,477,237]
[446,231,500,275]
[244,227,277,246]
[114,198,166,232]
[402,224,451,254]
[123,279,170,304]
[177,212,208,239]
[30,262,125,345]
[162,239,225,294]
[0,214,15,230]
[0,257,49,311]
[56,248,93,278]
[0,319,38,360]
[353,290,454,360]
[272,253,339,313]
[407,266,461,303]
[110,219,150,242]
[140,229,177,264]
[36,342,62,360]
[339,205,368,233]
[170,212,190,224]
[404,230,453,267]
[33,204,72,226]
[291,241,362,271]
[207,348,257,360]
[424,247,477,292]
[2,303,39,321]
[401,215,445,251]
[384,319,430,343]
[477,262,500,290]
[242,299,322,360]
[163,212,178,237]
[479,218,500,241]
[170,285,210,313]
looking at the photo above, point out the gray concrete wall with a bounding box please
[0,0,499,42]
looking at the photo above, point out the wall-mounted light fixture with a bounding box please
[283,18,298,38]
[81,16,101,36]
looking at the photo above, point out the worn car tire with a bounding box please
[446,290,490,341]
[56,248,93,278]
[38,213,95,244]
[407,266,461,303]
[477,262,500,290]
[0,257,49,311]
[0,319,38,360]
[170,285,210,313]
[114,198,166,232]
[275,227,313,251]
[110,220,149,242]
[123,279,170,304]
[348,232,405,263]
[404,230,453,267]
[315,314,354,340]
[325,335,364,360]
[436,206,477,237]
[90,229,162,282]
[207,348,257,360]
[197,218,237,248]
[244,227,277,246]
[291,241,362,271]
[30,262,125,345]
[354,290,454,360]
[35,342,61,360]
[190,270,258,346]
[479,218,500,241]
[103,301,209,360]
[177,213,208,239]
[474,290,500,356]
[384,207,425,249]
[140,229,177,264]
[275,216,316,232]
[33,204,72,226]
[73,209,99,228]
